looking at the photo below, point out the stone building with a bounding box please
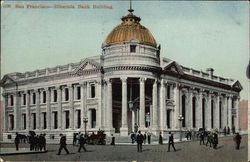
[239,100,248,132]
[0,9,242,141]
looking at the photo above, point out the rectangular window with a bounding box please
[10,115,14,130]
[77,86,81,100]
[54,90,57,102]
[23,114,26,130]
[32,113,36,129]
[54,112,58,129]
[23,94,26,105]
[43,91,46,103]
[77,110,81,128]
[130,45,136,53]
[10,95,14,106]
[90,84,95,98]
[65,111,69,129]
[167,110,171,128]
[91,109,96,128]
[43,112,47,129]
[167,85,171,99]
[65,88,69,101]
[33,93,36,104]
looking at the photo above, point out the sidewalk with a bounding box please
[0,148,47,156]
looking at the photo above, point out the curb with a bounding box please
[0,150,48,156]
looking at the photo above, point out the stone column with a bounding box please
[173,83,180,130]
[35,89,40,130]
[13,92,20,131]
[152,79,158,131]
[107,79,114,130]
[68,84,74,129]
[235,97,240,132]
[206,91,212,130]
[188,90,193,129]
[57,86,62,129]
[223,96,228,128]
[139,77,146,129]
[46,87,51,130]
[197,90,203,129]
[2,93,8,132]
[228,95,232,129]
[80,81,87,129]
[96,80,103,129]
[120,77,128,135]
[26,91,30,130]
[215,94,220,129]
[159,79,165,131]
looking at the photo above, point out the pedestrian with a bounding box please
[223,127,227,136]
[14,133,20,151]
[233,132,242,150]
[206,132,213,147]
[73,133,77,146]
[167,132,176,152]
[111,134,115,145]
[131,132,135,144]
[34,135,39,151]
[143,132,147,144]
[147,132,151,144]
[199,131,205,145]
[232,126,236,134]
[213,132,218,149]
[227,126,230,135]
[78,134,87,152]
[39,134,43,151]
[159,132,163,144]
[41,134,46,151]
[136,131,144,152]
[57,134,69,155]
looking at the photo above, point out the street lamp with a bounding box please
[83,117,88,137]
[178,114,184,141]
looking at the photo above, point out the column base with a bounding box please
[151,126,160,136]
[138,126,147,133]
[120,127,128,136]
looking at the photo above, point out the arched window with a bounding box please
[182,95,186,127]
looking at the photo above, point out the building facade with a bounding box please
[239,100,248,132]
[0,9,242,141]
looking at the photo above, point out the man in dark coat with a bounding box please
[213,132,218,149]
[223,127,227,136]
[143,133,147,144]
[168,132,176,152]
[131,132,135,144]
[136,131,144,152]
[78,134,87,152]
[110,134,115,145]
[147,132,151,144]
[57,134,69,155]
[15,133,20,151]
[199,132,205,145]
[159,132,163,144]
[206,132,213,147]
[227,127,230,135]
[233,133,242,150]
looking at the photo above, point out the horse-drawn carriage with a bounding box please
[85,131,106,145]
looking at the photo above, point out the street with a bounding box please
[0,135,247,162]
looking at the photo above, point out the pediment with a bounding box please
[163,61,184,75]
[72,58,102,76]
[0,75,15,86]
[231,80,243,91]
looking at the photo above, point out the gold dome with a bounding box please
[104,12,157,47]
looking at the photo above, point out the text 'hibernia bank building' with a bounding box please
[0,8,242,142]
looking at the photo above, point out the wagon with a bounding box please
[86,133,106,145]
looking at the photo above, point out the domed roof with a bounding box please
[104,11,157,47]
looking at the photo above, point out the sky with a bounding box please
[1,1,249,99]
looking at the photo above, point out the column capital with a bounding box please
[120,77,127,83]
[80,81,87,86]
[34,89,40,93]
[44,87,50,91]
[67,84,73,89]
[107,78,112,85]
[139,77,146,83]
[55,85,62,90]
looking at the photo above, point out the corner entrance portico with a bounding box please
[106,77,156,136]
